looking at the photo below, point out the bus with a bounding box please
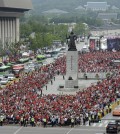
[0,65,11,75]
[12,64,24,77]
[17,58,29,64]
[36,55,46,63]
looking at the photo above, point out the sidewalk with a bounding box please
[39,74,98,95]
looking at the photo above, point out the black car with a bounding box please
[106,121,120,134]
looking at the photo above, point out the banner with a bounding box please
[107,38,120,51]
[89,39,95,50]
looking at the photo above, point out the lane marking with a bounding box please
[104,120,108,124]
[13,127,23,134]
[70,128,105,132]
[92,123,96,127]
[105,124,108,127]
[66,128,73,134]
[98,123,103,127]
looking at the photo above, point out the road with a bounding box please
[0,125,105,134]
[1,112,119,134]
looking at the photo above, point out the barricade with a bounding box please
[78,72,112,79]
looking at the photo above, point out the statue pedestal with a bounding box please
[65,51,78,88]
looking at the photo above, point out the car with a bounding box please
[81,46,90,53]
[112,107,120,116]
[0,62,4,67]
[0,75,4,80]
[106,121,120,134]
[8,74,15,81]
[4,74,15,81]
[42,61,48,66]
[0,78,9,85]
[45,54,51,58]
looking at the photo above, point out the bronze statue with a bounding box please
[67,31,77,51]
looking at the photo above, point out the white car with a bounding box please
[81,47,89,53]
[7,74,15,81]
[0,78,9,85]
[45,54,51,58]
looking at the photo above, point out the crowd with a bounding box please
[0,51,120,127]
[78,51,120,72]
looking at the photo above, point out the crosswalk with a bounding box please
[81,120,110,127]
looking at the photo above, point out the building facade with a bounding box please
[0,0,32,47]
[84,2,109,11]
[98,13,118,21]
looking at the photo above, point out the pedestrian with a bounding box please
[54,76,55,81]
[51,80,53,85]
[71,118,75,127]
[41,89,42,96]
[23,117,27,127]
[57,70,60,75]
[31,117,35,127]
[43,118,47,128]
[20,116,23,126]
[63,75,65,80]
[83,117,86,125]
[46,85,47,90]
[0,116,3,126]
[89,116,91,126]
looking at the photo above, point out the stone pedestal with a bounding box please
[65,51,78,88]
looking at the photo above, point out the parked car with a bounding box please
[106,121,120,134]
[0,78,9,85]
[45,54,51,58]
[81,47,89,53]
[6,74,15,81]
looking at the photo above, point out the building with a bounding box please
[0,0,32,47]
[75,5,85,10]
[84,2,109,11]
[98,13,118,21]
[42,9,68,15]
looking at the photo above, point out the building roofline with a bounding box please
[0,0,33,11]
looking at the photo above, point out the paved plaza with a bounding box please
[41,75,98,95]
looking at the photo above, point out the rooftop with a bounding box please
[43,9,68,14]
[0,0,33,11]
[84,2,109,9]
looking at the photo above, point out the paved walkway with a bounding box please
[38,74,98,95]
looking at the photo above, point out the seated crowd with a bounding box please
[0,51,120,127]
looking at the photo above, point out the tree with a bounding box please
[74,23,86,35]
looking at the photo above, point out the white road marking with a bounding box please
[92,123,96,127]
[13,127,23,134]
[105,124,108,127]
[104,120,108,124]
[66,128,73,134]
[86,124,89,126]
[98,123,103,127]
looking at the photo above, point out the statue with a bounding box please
[67,31,77,51]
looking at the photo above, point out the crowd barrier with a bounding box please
[97,99,120,120]
[78,72,112,79]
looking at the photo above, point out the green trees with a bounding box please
[20,17,68,51]
[74,23,86,35]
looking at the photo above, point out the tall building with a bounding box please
[0,0,32,47]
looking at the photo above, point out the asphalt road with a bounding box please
[0,125,105,134]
